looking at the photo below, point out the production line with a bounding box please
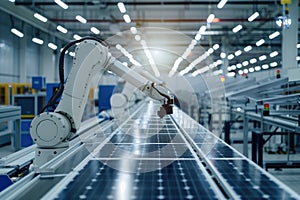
[0,101,299,200]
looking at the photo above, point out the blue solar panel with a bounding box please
[55,160,219,200]
[208,159,298,199]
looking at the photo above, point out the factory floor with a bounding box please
[1,139,300,195]
[232,143,300,195]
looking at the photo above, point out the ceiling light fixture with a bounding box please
[130,27,137,34]
[57,25,68,33]
[269,31,280,39]
[117,2,126,13]
[75,15,87,24]
[34,13,48,22]
[232,25,243,33]
[234,50,242,56]
[269,51,279,57]
[73,34,82,40]
[249,58,257,64]
[262,64,269,69]
[217,0,228,9]
[207,14,215,23]
[48,43,57,50]
[123,14,131,23]
[54,0,68,9]
[244,45,252,52]
[259,55,267,61]
[256,39,265,46]
[248,12,259,22]
[10,28,24,38]
[213,44,220,50]
[242,61,249,66]
[255,66,261,71]
[90,27,100,34]
[270,62,278,67]
[32,37,44,45]
[220,52,226,58]
[227,54,234,60]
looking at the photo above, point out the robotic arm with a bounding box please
[30,38,173,167]
[110,66,166,120]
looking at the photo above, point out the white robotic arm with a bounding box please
[30,39,173,167]
[110,66,165,119]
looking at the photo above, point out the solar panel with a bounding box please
[55,160,219,200]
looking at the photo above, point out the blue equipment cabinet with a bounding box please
[32,76,45,90]
[98,85,115,112]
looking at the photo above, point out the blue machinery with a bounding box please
[0,100,299,199]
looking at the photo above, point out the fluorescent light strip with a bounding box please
[234,50,242,56]
[73,34,82,40]
[34,13,47,22]
[249,58,257,64]
[48,42,57,50]
[123,14,131,23]
[207,14,215,23]
[10,28,24,38]
[217,0,228,9]
[262,64,269,69]
[270,62,278,67]
[242,61,249,66]
[269,31,280,39]
[54,0,68,9]
[244,45,252,52]
[297,43,300,48]
[269,51,278,57]
[90,27,100,34]
[117,2,126,13]
[220,52,226,58]
[243,69,248,73]
[259,55,267,61]
[227,54,234,60]
[248,12,259,22]
[249,67,254,73]
[57,25,68,34]
[213,44,220,50]
[9,0,15,2]
[32,37,44,45]
[75,15,87,24]
[255,66,261,71]
[256,39,265,46]
[236,63,242,68]
[232,25,242,33]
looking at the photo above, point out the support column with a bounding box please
[40,39,56,82]
[282,0,299,76]
[19,34,26,83]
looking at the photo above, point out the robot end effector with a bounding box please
[146,82,174,118]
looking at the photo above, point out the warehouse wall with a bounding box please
[0,11,73,84]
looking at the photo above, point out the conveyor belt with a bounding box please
[41,101,299,200]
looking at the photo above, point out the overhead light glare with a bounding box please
[90,27,100,34]
[269,31,280,39]
[297,43,300,48]
[249,67,254,73]
[248,12,259,22]
[236,63,242,68]
[256,39,265,46]
[117,2,126,13]
[123,14,131,23]
[54,0,68,9]
[195,33,201,41]
[34,13,48,22]
[32,37,44,45]
[10,28,24,38]
[57,25,68,34]
[48,42,57,50]
[75,15,87,24]
[242,61,249,66]
[199,25,206,33]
